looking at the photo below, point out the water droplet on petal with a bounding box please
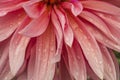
[9,24,14,28]
[99,61,103,64]
[77,56,81,60]
[38,48,40,52]
[50,47,55,53]
[0,11,7,17]
[4,77,8,80]
[43,49,47,53]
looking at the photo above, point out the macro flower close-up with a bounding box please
[0,0,120,80]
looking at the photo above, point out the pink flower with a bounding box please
[0,0,120,80]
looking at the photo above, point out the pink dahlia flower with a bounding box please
[0,0,120,80]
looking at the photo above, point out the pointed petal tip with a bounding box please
[62,1,83,16]
[18,11,50,37]
[64,36,73,47]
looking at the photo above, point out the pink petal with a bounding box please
[17,72,27,80]
[16,61,27,77]
[23,2,47,18]
[95,12,120,29]
[61,1,83,16]
[87,23,120,52]
[33,26,56,80]
[0,0,14,2]
[0,62,14,80]
[29,0,42,2]
[94,12,120,43]
[80,11,115,41]
[66,41,87,80]
[9,17,30,75]
[0,0,26,16]
[9,36,30,75]
[19,10,50,37]
[54,6,66,29]
[61,45,71,76]
[86,63,100,80]
[25,38,36,60]
[27,45,36,80]
[57,56,73,80]
[95,13,120,41]
[0,9,26,41]
[107,24,120,43]
[103,0,120,7]
[51,9,63,62]
[55,6,74,47]
[64,26,74,47]
[68,15,104,79]
[0,39,9,73]
[81,1,120,15]
[99,44,116,80]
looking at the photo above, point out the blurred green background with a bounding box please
[114,51,120,65]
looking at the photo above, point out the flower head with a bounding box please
[0,0,120,80]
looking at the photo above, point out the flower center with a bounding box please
[44,0,68,5]
[44,0,60,4]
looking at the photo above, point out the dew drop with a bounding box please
[50,47,55,52]
[43,49,47,53]
[9,23,14,28]
[0,11,7,17]
[4,77,8,80]
[99,61,103,64]
[77,56,81,60]
[38,48,40,51]
[75,71,79,77]
[105,40,109,43]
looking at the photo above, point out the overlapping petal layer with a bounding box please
[0,0,119,80]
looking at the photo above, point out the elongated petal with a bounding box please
[9,17,30,75]
[94,12,120,43]
[0,9,26,41]
[87,23,120,52]
[25,38,36,60]
[80,11,117,42]
[81,1,120,15]
[0,0,26,16]
[33,26,56,80]
[95,13,120,40]
[86,63,100,80]
[57,56,73,80]
[66,41,86,80]
[27,45,36,80]
[99,44,116,80]
[61,1,83,16]
[16,61,27,77]
[103,0,120,7]
[51,9,63,62]
[23,2,46,18]
[17,72,27,80]
[0,62,14,80]
[64,26,74,47]
[54,6,66,29]
[54,7,74,47]
[20,10,50,37]
[95,12,120,29]
[68,15,104,79]
[0,40,9,73]
[9,36,30,75]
